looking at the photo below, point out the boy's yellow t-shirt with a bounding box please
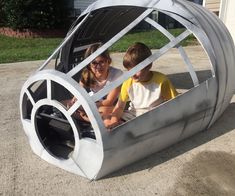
[119,71,177,115]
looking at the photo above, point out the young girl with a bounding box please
[67,43,123,121]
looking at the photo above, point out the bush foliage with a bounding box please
[2,0,69,30]
[0,0,6,26]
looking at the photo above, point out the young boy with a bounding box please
[104,42,178,129]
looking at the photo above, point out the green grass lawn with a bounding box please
[0,29,197,64]
[111,28,197,52]
[0,35,62,64]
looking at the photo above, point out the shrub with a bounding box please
[0,0,6,26]
[3,0,69,30]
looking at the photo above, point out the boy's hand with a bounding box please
[104,118,120,130]
[104,119,112,129]
[103,99,126,130]
[103,115,113,130]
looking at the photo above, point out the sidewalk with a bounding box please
[0,46,235,195]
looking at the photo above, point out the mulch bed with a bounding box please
[0,27,67,38]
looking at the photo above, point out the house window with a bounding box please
[187,0,203,4]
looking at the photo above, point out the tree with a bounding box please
[0,0,6,26]
[3,0,69,30]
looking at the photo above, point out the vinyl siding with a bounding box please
[220,0,235,42]
[204,0,221,12]
[74,0,95,12]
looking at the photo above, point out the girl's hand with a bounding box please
[96,100,102,108]
[66,97,77,109]
[71,97,77,104]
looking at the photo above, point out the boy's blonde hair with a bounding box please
[123,42,152,69]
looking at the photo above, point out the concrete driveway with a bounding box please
[0,46,235,195]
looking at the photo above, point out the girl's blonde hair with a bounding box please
[80,43,111,88]
[84,43,111,64]
[80,68,96,88]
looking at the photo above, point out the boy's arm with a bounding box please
[149,96,164,108]
[161,79,178,101]
[97,86,121,107]
[104,99,126,129]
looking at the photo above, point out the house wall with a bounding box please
[188,0,203,4]
[74,0,95,13]
[203,0,221,13]
[219,0,235,43]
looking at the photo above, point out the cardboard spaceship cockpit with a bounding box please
[20,0,235,180]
